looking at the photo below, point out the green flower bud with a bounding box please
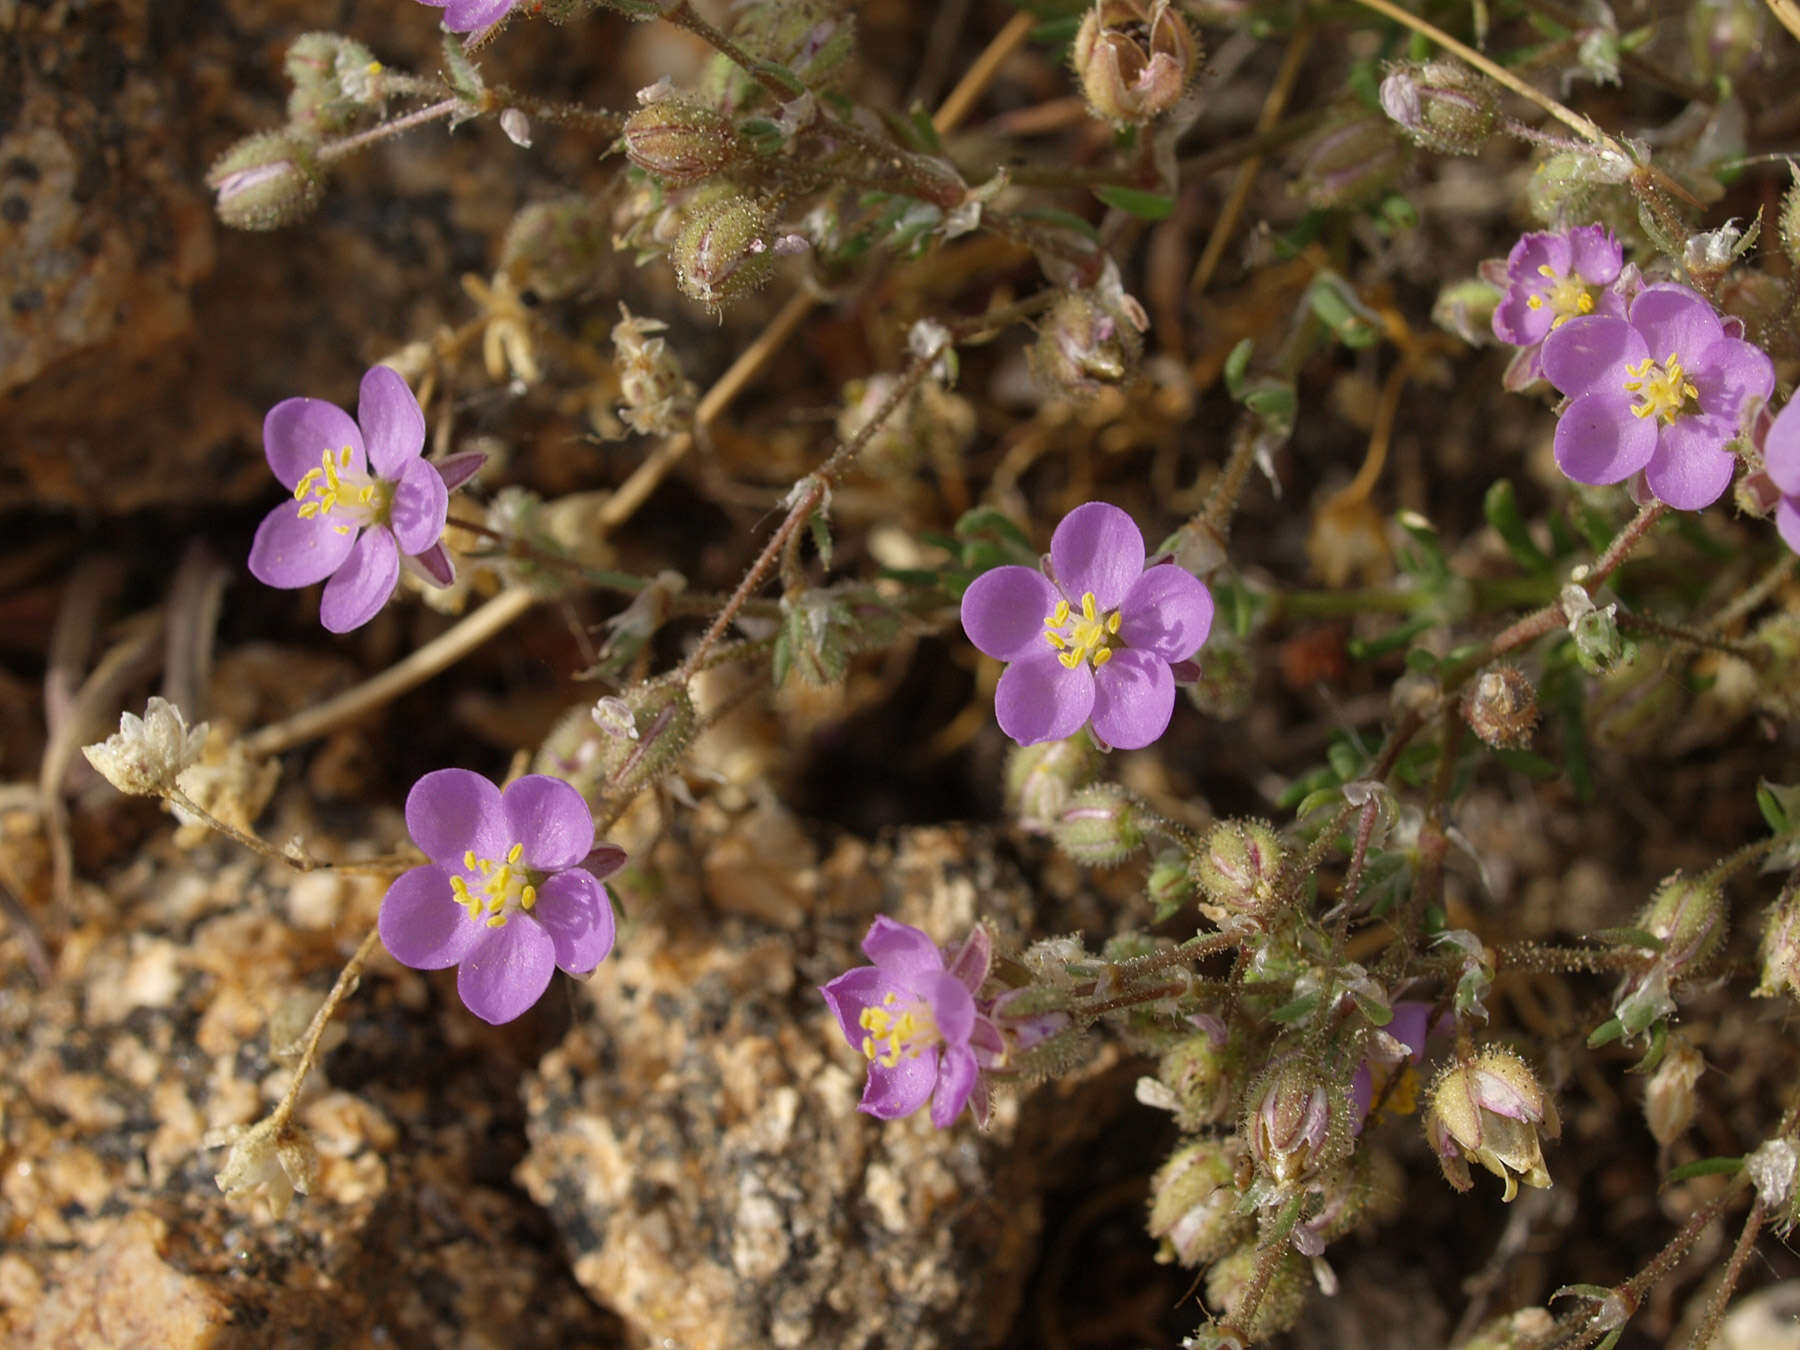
[1245,1053,1347,1186]
[622,101,748,185]
[1433,276,1503,345]
[674,185,775,308]
[499,196,614,301]
[1290,107,1408,210]
[1638,873,1727,974]
[1525,147,1633,229]
[206,133,325,231]
[1156,1023,1238,1128]
[1379,59,1500,156]
[285,32,383,135]
[1029,290,1144,394]
[1425,1048,1560,1201]
[1191,819,1282,922]
[1460,665,1538,749]
[1756,888,1800,1000]
[1070,0,1199,125]
[1146,850,1195,921]
[534,683,699,806]
[1147,1138,1253,1267]
[1053,785,1145,866]
[1004,735,1100,833]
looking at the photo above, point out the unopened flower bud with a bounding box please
[500,196,614,301]
[1526,147,1633,228]
[1425,1048,1560,1201]
[1434,276,1504,346]
[1145,850,1195,920]
[1147,1138,1253,1267]
[1004,735,1101,833]
[1029,290,1144,393]
[1070,0,1199,124]
[1291,108,1408,210]
[674,185,774,307]
[1246,1054,1343,1186]
[206,133,325,231]
[500,108,532,148]
[1157,1023,1237,1128]
[1461,666,1538,748]
[1054,785,1145,865]
[1643,1035,1704,1147]
[1191,819,1282,921]
[83,697,209,797]
[1379,59,1499,156]
[1562,586,1630,673]
[535,683,698,803]
[1205,1242,1311,1340]
[285,32,383,135]
[1756,889,1800,1000]
[1638,872,1727,974]
[622,101,747,184]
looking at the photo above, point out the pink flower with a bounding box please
[415,0,516,33]
[1760,398,1800,554]
[249,366,481,632]
[959,502,1213,749]
[378,769,619,1024]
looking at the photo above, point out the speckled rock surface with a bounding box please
[518,817,1127,1350]
[0,839,623,1348]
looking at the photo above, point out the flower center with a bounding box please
[859,992,942,1067]
[294,444,392,535]
[1526,264,1595,327]
[1622,352,1700,425]
[1042,591,1122,670]
[450,841,540,929]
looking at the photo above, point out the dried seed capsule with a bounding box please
[1460,666,1538,748]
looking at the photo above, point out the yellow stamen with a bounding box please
[1622,352,1699,426]
[1042,589,1122,670]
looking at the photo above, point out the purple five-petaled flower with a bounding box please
[1350,999,1433,1132]
[819,917,1003,1128]
[378,769,619,1025]
[415,0,516,33]
[1760,399,1800,556]
[1488,225,1624,389]
[960,502,1213,750]
[1542,282,1773,510]
[250,365,481,632]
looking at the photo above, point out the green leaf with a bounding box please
[1011,206,1100,240]
[1269,992,1321,1024]
[1594,926,1665,953]
[1492,747,1561,780]
[1483,479,1551,572]
[1223,339,1254,399]
[1758,780,1796,834]
[1092,185,1176,220]
[1586,1017,1625,1048]
[1662,1155,1745,1185]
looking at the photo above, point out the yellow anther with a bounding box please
[1526,295,1543,311]
[1623,352,1698,426]
[1050,599,1070,626]
[1093,648,1114,667]
[464,850,477,869]
[506,842,524,865]
[521,885,537,911]
[486,914,507,928]
[1106,612,1121,635]
[1045,631,1067,650]
[1536,264,1557,278]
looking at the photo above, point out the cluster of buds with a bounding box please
[610,305,695,437]
[1424,1048,1560,1201]
[1378,59,1501,157]
[1147,1137,1253,1267]
[285,32,385,136]
[1070,0,1199,124]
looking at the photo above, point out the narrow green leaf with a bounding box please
[1092,185,1176,220]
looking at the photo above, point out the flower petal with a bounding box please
[994,651,1095,746]
[358,365,427,477]
[406,768,508,867]
[1644,424,1736,510]
[533,870,615,974]
[320,527,400,632]
[819,966,890,1048]
[378,864,480,970]
[1541,315,1643,399]
[1507,231,1571,284]
[1764,404,1800,496]
[861,914,947,978]
[1777,497,1800,556]
[248,500,357,589]
[1492,290,1553,349]
[442,0,515,30]
[1050,502,1144,611]
[433,450,487,493]
[264,397,365,491]
[500,774,595,870]
[404,541,456,587]
[945,926,992,993]
[917,969,975,1046]
[457,919,556,1024]
[1629,284,1723,365]
[860,1050,937,1119]
[1691,337,1773,423]
[960,566,1060,661]
[390,458,449,556]
[1553,391,1657,486]
[1089,647,1176,750]
[1117,564,1213,662]
[1566,225,1621,284]
[931,1044,979,1128]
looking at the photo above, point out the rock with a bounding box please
[518,823,1125,1350]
